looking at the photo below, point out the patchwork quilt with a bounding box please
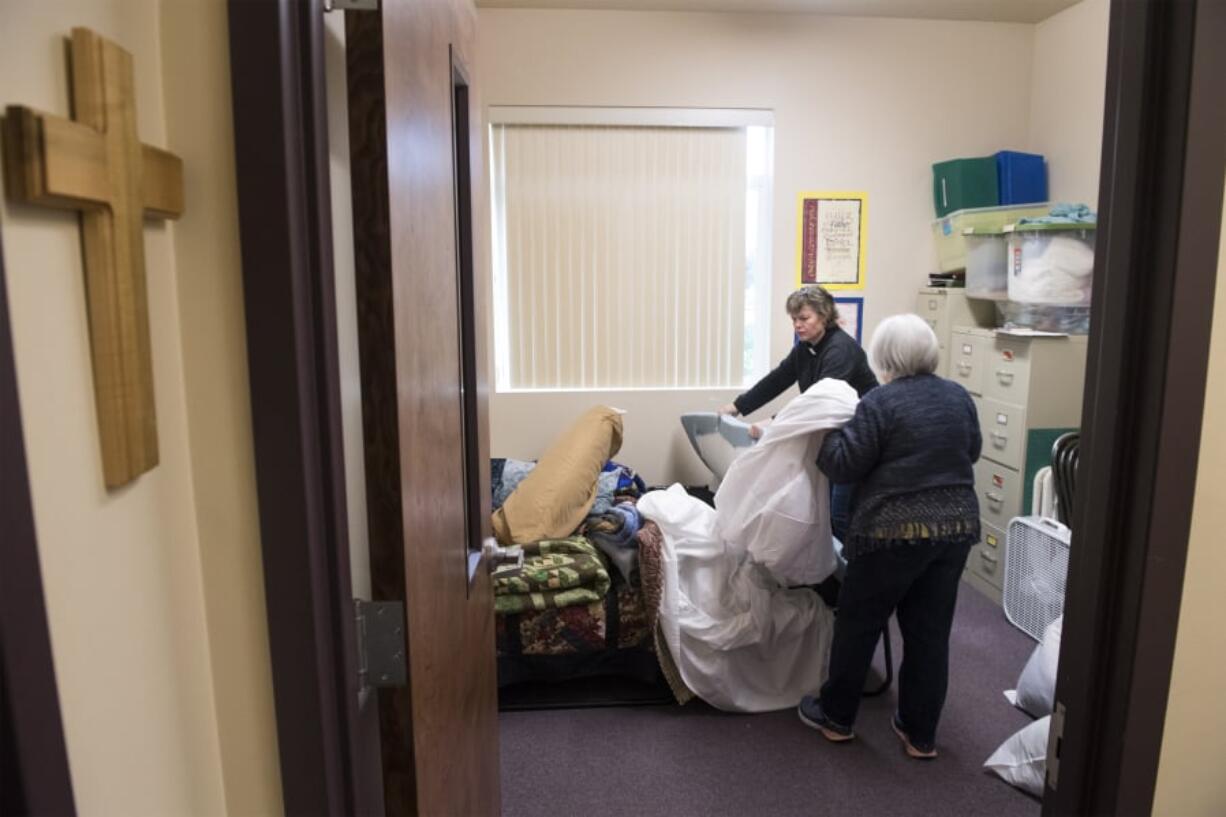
[495,522,665,657]
[494,520,692,704]
[492,536,611,616]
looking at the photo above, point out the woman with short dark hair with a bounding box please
[719,285,877,542]
[797,313,981,760]
[721,285,877,419]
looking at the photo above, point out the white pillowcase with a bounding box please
[1008,616,1063,717]
[984,715,1051,798]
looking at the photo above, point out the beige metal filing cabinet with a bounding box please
[948,326,1088,605]
[914,288,995,377]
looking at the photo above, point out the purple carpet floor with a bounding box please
[500,582,1042,817]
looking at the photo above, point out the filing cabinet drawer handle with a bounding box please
[985,491,1004,508]
[981,551,999,568]
[991,431,1008,447]
[957,362,973,375]
[996,370,1014,385]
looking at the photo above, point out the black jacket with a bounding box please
[733,325,878,416]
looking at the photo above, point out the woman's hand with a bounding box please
[748,424,763,440]
[718,403,739,416]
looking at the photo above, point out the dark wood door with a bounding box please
[229,0,496,812]
[345,1,500,814]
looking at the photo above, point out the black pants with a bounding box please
[818,539,972,745]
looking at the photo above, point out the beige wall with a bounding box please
[323,7,373,602]
[0,1,280,814]
[160,0,284,814]
[1152,172,1226,816]
[478,9,1036,483]
[1028,0,1110,207]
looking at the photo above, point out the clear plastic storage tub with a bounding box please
[963,228,1008,299]
[995,301,1091,334]
[1006,223,1096,305]
[932,203,1051,272]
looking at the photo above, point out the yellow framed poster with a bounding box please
[796,190,867,290]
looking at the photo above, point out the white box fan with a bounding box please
[1004,516,1070,642]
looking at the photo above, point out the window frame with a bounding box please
[487,106,775,393]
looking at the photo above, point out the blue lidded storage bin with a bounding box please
[996,151,1048,205]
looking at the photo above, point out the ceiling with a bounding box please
[474,0,1082,25]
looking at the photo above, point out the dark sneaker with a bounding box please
[891,714,937,759]
[797,696,855,742]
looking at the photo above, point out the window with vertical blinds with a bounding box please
[489,111,773,391]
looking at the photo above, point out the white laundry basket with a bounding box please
[1004,516,1070,642]
[679,412,756,488]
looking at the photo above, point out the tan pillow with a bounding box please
[491,406,624,544]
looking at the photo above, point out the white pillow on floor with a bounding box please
[1008,616,1063,717]
[984,715,1050,798]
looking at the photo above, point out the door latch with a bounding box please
[482,537,524,572]
[323,0,379,12]
[354,599,406,700]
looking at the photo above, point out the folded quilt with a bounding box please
[493,536,611,615]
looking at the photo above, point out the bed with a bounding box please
[491,467,690,702]
[488,406,693,703]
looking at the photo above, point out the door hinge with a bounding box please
[354,599,407,698]
[1047,701,1066,791]
[323,0,379,12]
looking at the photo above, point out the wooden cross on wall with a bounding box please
[3,28,184,490]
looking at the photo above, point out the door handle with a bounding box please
[482,537,524,571]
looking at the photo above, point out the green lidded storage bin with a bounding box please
[932,203,1051,273]
[933,156,999,218]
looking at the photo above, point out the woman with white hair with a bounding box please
[797,313,981,760]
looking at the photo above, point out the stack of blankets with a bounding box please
[488,406,689,698]
[490,463,690,699]
[493,523,663,662]
[490,458,648,618]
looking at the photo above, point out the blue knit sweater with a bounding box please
[817,374,982,559]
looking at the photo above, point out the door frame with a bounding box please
[225,1,1226,815]
[1044,0,1225,813]
[0,225,77,817]
[226,1,377,815]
